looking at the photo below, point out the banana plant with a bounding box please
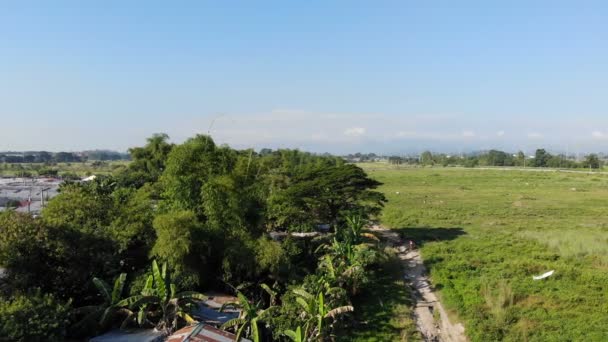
[128,260,207,333]
[220,286,277,342]
[292,289,353,339]
[283,326,306,342]
[345,214,378,245]
[73,273,136,331]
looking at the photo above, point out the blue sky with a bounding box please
[1,1,608,154]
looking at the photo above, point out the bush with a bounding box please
[59,172,80,181]
[255,237,285,276]
[37,167,58,177]
[0,291,71,342]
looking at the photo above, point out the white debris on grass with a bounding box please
[533,270,554,280]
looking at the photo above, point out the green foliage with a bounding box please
[161,135,234,215]
[129,260,207,333]
[420,151,434,165]
[37,167,59,177]
[121,133,173,187]
[0,291,71,342]
[72,273,134,334]
[291,289,353,340]
[533,148,550,167]
[221,289,276,342]
[0,212,54,292]
[0,134,389,340]
[583,153,601,169]
[151,210,204,283]
[108,185,156,254]
[341,252,419,341]
[283,326,305,342]
[254,237,285,277]
[368,166,608,341]
[267,164,386,230]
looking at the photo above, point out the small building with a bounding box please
[167,324,251,342]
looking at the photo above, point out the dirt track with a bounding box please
[371,225,467,342]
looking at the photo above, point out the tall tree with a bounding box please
[121,133,173,187]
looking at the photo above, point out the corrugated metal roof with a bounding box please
[89,329,165,342]
[167,324,251,342]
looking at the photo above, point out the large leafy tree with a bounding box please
[151,210,210,287]
[121,133,174,187]
[267,164,387,230]
[0,212,53,292]
[161,134,236,216]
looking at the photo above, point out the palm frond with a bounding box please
[143,275,154,291]
[324,305,354,319]
[292,288,314,301]
[237,292,252,310]
[251,318,260,342]
[115,295,144,308]
[361,232,379,241]
[152,260,167,300]
[111,273,127,303]
[176,291,207,301]
[236,323,247,342]
[219,301,240,312]
[93,277,112,303]
[124,296,159,309]
[221,317,246,329]
[284,329,298,341]
[120,310,136,329]
[295,298,310,313]
[100,306,116,327]
[259,283,276,303]
[177,311,197,325]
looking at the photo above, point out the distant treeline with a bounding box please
[0,150,130,163]
[387,149,603,169]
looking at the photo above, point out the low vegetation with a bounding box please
[366,166,608,341]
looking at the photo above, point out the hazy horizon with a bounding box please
[2,1,608,154]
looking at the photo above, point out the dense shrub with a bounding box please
[0,291,71,342]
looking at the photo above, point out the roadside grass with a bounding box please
[362,166,608,341]
[341,252,421,342]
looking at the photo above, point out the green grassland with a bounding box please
[362,164,608,341]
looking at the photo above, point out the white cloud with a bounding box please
[527,132,543,139]
[396,131,417,138]
[592,131,606,139]
[343,127,366,137]
[462,130,475,137]
[497,130,505,137]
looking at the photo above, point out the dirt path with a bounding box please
[370,225,467,342]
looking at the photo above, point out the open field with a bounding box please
[361,165,608,341]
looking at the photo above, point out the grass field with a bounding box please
[362,164,608,341]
